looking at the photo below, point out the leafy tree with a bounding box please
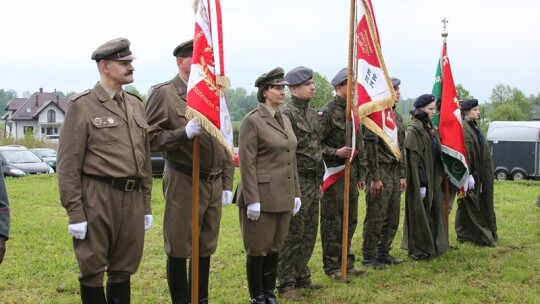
[486,84,533,121]
[125,85,147,104]
[456,84,472,100]
[225,87,258,122]
[311,72,334,109]
[0,89,18,116]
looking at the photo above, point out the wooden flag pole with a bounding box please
[340,0,357,282]
[191,136,201,304]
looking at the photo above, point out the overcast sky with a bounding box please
[1,0,538,103]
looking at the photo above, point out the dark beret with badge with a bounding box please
[331,67,348,87]
[91,38,136,61]
[460,98,479,111]
[285,66,313,86]
[173,39,194,57]
[391,77,401,88]
[414,93,437,108]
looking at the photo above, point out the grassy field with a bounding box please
[0,173,539,304]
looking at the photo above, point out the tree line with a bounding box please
[1,78,538,124]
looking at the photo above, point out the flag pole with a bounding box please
[341,0,357,282]
[191,137,200,304]
[441,18,450,238]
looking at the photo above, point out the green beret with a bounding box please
[173,39,194,57]
[254,67,288,88]
[91,38,136,61]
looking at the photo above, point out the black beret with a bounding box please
[254,67,288,88]
[331,68,348,87]
[173,39,194,57]
[391,77,401,88]
[414,94,437,108]
[285,66,313,86]
[91,38,136,61]
[460,98,479,111]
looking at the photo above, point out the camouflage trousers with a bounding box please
[362,163,401,259]
[277,174,320,291]
[320,176,359,275]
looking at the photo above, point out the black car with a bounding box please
[30,148,57,172]
[0,145,54,177]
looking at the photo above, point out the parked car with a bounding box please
[233,147,239,167]
[30,148,58,172]
[44,134,60,143]
[0,145,54,177]
[151,152,165,176]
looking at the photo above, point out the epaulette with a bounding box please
[125,91,144,103]
[68,89,91,102]
[151,80,172,90]
[246,108,258,117]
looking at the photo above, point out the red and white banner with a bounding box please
[355,0,400,159]
[186,0,233,152]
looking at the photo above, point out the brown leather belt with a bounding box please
[166,160,222,182]
[85,174,141,191]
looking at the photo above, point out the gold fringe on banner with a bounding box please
[361,116,402,160]
[192,0,199,14]
[216,75,230,89]
[185,107,234,159]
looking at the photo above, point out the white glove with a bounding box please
[186,119,203,139]
[247,202,261,221]
[419,187,427,200]
[467,175,475,190]
[292,197,302,216]
[144,215,153,231]
[68,221,88,240]
[222,190,233,206]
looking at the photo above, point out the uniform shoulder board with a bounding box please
[125,91,144,102]
[246,108,258,117]
[151,80,172,90]
[69,89,91,102]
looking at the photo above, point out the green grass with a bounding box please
[1,174,539,303]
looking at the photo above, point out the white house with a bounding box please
[3,88,67,140]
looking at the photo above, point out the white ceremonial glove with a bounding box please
[292,197,302,216]
[467,175,475,190]
[419,187,427,200]
[222,190,233,207]
[186,119,203,139]
[247,202,261,221]
[144,215,154,231]
[68,221,88,240]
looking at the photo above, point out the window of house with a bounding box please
[47,110,56,123]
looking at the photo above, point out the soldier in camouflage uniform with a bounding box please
[319,68,367,281]
[277,67,324,300]
[361,77,406,269]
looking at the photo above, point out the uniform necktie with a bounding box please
[114,93,126,114]
[275,111,284,129]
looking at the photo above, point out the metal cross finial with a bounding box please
[441,18,449,29]
[441,17,449,38]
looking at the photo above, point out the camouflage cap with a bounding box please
[331,67,348,87]
[285,66,313,86]
[91,38,136,61]
[460,98,479,110]
[254,67,288,88]
[173,39,194,57]
[391,77,401,88]
[414,94,436,108]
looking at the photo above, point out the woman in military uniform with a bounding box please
[401,94,448,260]
[235,67,301,304]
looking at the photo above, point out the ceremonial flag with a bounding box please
[437,42,469,189]
[356,0,400,159]
[186,0,233,153]
[431,58,443,126]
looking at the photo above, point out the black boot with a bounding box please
[167,257,190,304]
[106,279,131,304]
[80,284,106,304]
[262,252,279,304]
[198,256,211,304]
[247,255,265,303]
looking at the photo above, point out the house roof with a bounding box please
[10,89,67,121]
[5,98,27,111]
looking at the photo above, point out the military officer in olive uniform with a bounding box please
[57,38,153,304]
[145,40,234,304]
[277,66,324,300]
[236,67,301,304]
[319,68,366,280]
[361,77,406,270]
